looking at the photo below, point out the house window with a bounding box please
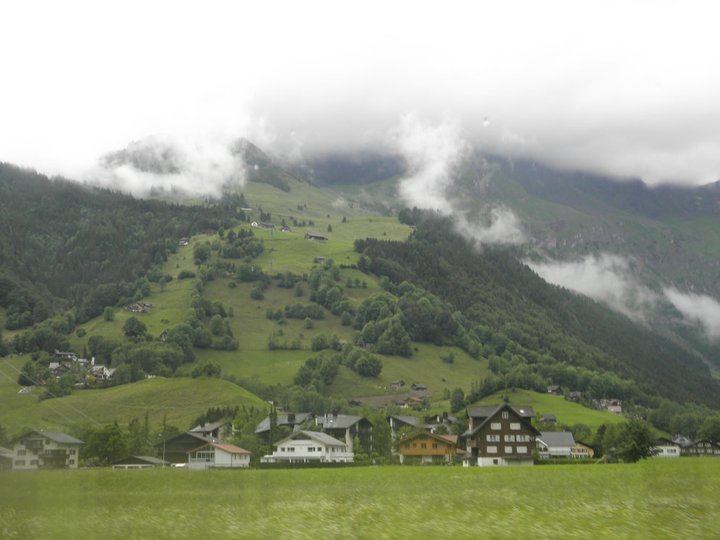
[517,446,527,454]
[491,422,501,430]
[69,460,75,465]
[510,422,520,430]
[70,449,76,455]
[504,435,515,442]
[517,435,531,442]
[486,434,500,442]
[502,411,509,419]
[487,446,497,454]
[404,443,410,449]
[432,443,439,449]
[14,460,25,466]
[492,459,499,465]
[30,459,39,465]
[421,443,427,449]
[505,446,513,454]
[17,450,26,456]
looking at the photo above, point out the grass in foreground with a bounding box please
[0,459,718,539]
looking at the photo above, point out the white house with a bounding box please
[536,431,576,459]
[187,441,251,469]
[652,437,681,458]
[11,431,83,469]
[261,430,354,464]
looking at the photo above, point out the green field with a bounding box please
[472,389,628,430]
[1,460,718,539]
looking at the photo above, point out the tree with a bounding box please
[122,317,147,339]
[450,388,465,413]
[698,416,720,443]
[327,224,333,233]
[82,422,129,465]
[603,419,656,463]
[103,307,114,321]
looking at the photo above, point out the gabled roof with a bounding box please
[0,446,13,459]
[14,431,83,445]
[275,430,347,447]
[537,431,576,448]
[316,414,369,430]
[388,415,419,427]
[155,431,214,449]
[466,404,535,419]
[255,413,313,434]
[190,420,229,433]
[654,437,679,446]
[189,442,252,455]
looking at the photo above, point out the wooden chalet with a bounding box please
[396,432,458,464]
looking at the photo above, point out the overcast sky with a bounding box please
[2,0,720,186]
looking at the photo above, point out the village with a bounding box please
[3,401,719,471]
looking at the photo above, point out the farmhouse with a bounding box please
[652,437,681,458]
[187,442,252,469]
[156,432,218,464]
[11,431,83,469]
[680,439,720,457]
[536,432,576,459]
[304,232,328,241]
[463,404,539,467]
[571,441,595,459]
[315,413,373,453]
[111,455,170,469]
[261,430,353,464]
[387,414,420,441]
[396,432,458,464]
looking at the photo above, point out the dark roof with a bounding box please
[189,442,252,455]
[537,432,576,447]
[395,431,458,448]
[155,431,214,449]
[0,446,12,459]
[388,415,419,427]
[112,455,170,466]
[14,431,83,445]
[316,414,369,430]
[467,404,534,419]
[189,420,229,433]
[275,430,348,447]
[255,413,313,434]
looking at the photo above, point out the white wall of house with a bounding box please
[188,446,250,469]
[265,438,353,463]
[537,444,573,458]
[653,444,680,458]
[469,457,534,467]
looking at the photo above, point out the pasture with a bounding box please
[1,459,718,539]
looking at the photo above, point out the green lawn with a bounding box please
[1,460,718,539]
[471,389,628,430]
[0,373,266,436]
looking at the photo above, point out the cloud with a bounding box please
[89,134,245,197]
[527,254,658,321]
[664,287,720,340]
[390,115,524,245]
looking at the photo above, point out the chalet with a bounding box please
[89,364,116,382]
[178,237,189,246]
[187,442,251,469]
[255,412,314,442]
[48,362,70,378]
[0,446,13,471]
[652,437,681,458]
[597,399,623,415]
[396,432,458,464]
[11,431,83,469]
[403,396,426,410]
[425,412,457,432]
[189,420,233,440]
[261,431,353,464]
[111,455,170,469]
[571,441,595,459]
[567,391,583,402]
[463,404,539,467]
[680,439,720,457]
[411,383,427,391]
[280,226,291,232]
[53,349,77,361]
[155,432,217,464]
[389,379,405,390]
[315,413,373,453]
[546,385,561,395]
[304,232,328,241]
[536,431,575,459]
[313,256,326,263]
[540,414,557,424]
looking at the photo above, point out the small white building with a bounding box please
[261,430,354,464]
[652,438,681,458]
[536,431,576,459]
[187,441,252,469]
[11,431,83,469]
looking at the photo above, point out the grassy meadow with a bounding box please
[1,459,719,539]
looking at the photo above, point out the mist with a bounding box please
[664,287,720,340]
